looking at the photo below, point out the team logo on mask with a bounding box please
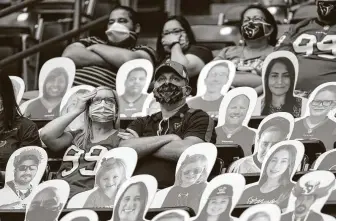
[241,21,272,41]
[319,1,335,16]
[243,23,261,39]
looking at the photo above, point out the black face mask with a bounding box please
[241,21,271,40]
[153,82,185,105]
[317,1,336,23]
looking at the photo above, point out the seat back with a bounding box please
[216,144,244,171]
[292,4,316,22]
[210,3,251,22]
[300,139,327,168]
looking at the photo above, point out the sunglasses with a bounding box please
[17,165,38,171]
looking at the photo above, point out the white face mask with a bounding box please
[89,101,116,123]
[105,22,135,44]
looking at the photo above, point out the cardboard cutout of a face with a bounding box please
[228,112,294,174]
[9,76,25,105]
[116,59,153,118]
[152,143,217,216]
[192,173,245,221]
[151,209,190,221]
[59,85,95,131]
[67,147,138,209]
[59,209,99,221]
[0,146,48,210]
[187,60,236,118]
[254,51,305,118]
[238,140,305,210]
[239,204,281,221]
[216,87,258,156]
[280,170,335,221]
[112,175,158,221]
[142,93,161,116]
[290,82,336,151]
[20,57,75,120]
[24,179,70,221]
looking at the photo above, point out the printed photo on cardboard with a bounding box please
[290,82,336,151]
[281,170,335,221]
[141,93,161,117]
[20,57,75,120]
[187,60,236,118]
[253,51,306,118]
[151,209,190,221]
[228,112,294,174]
[111,175,158,221]
[238,140,305,211]
[59,85,95,131]
[59,209,99,221]
[239,204,281,221]
[116,59,153,118]
[9,76,25,105]
[193,173,245,221]
[216,87,258,156]
[24,179,70,221]
[152,143,217,215]
[0,146,48,210]
[312,149,336,171]
[67,147,138,209]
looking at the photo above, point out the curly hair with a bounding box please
[14,149,42,168]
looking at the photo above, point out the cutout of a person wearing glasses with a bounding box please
[0,149,41,209]
[291,83,336,151]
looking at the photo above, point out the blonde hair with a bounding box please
[95,157,127,188]
[74,87,121,149]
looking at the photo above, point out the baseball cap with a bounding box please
[154,60,189,83]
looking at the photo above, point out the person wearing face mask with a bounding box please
[195,185,235,221]
[291,84,336,150]
[0,74,41,168]
[118,61,216,187]
[239,145,298,210]
[214,5,278,96]
[216,94,256,156]
[228,117,291,174]
[62,6,156,89]
[25,187,64,221]
[40,87,124,198]
[275,0,336,98]
[155,16,213,96]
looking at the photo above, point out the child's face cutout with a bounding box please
[181,161,205,187]
[206,195,230,216]
[99,168,124,195]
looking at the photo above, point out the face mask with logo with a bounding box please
[89,101,116,123]
[153,82,185,105]
[105,22,137,46]
[241,21,273,41]
[317,1,336,22]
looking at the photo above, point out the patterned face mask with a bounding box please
[89,100,116,123]
[317,1,336,22]
[241,21,273,40]
[153,82,185,105]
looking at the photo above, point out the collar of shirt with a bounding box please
[151,104,190,122]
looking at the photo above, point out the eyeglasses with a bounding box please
[17,165,38,171]
[243,16,265,23]
[162,29,185,36]
[311,100,335,107]
[182,167,203,176]
[91,98,116,105]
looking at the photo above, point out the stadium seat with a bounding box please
[210,3,251,22]
[267,6,288,24]
[300,139,327,168]
[247,116,265,129]
[216,144,245,172]
[185,15,221,25]
[291,4,316,23]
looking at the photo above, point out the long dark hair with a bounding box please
[261,57,297,115]
[196,184,233,221]
[240,5,278,46]
[0,73,22,131]
[113,182,148,221]
[259,145,297,187]
[156,15,196,63]
[42,67,69,100]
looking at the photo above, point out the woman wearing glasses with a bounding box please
[291,83,336,151]
[161,154,208,214]
[155,16,213,95]
[214,5,278,96]
[40,86,123,198]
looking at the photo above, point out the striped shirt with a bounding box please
[73,36,156,89]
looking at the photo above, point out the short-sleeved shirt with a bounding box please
[187,96,223,118]
[127,104,216,187]
[56,129,123,198]
[275,19,336,95]
[73,36,156,89]
[0,117,41,167]
[291,117,336,150]
[84,188,114,208]
[24,99,60,120]
[215,45,274,75]
[239,183,294,210]
[215,126,256,156]
[119,94,148,117]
